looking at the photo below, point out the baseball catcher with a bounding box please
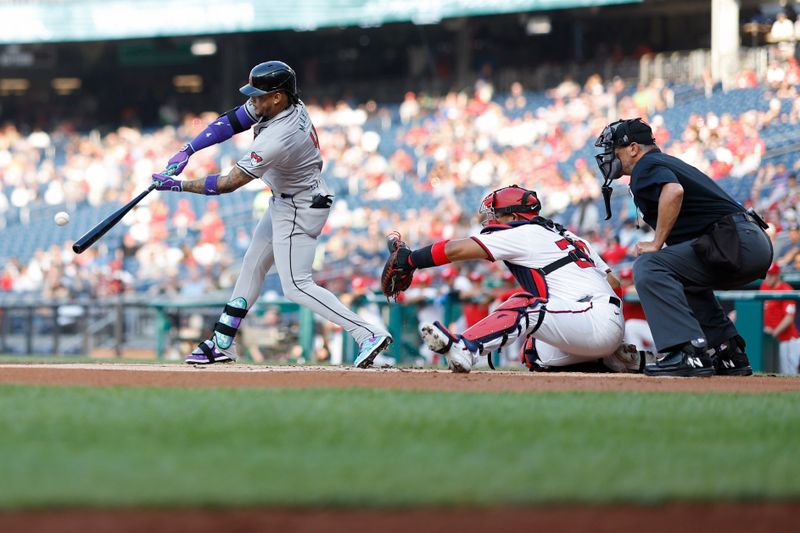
[382,185,650,374]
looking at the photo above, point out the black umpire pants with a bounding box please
[633,215,773,352]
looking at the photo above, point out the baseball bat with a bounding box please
[72,184,156,254]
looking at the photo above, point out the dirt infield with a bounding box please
[0,362,798,392]
[1,363,798,532]
[1,503,799,533]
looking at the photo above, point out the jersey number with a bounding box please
[554,238,595,269]
[309,124,320,149]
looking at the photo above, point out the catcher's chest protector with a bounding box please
[481,218,595,299]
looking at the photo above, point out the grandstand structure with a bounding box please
[0,0,798,363]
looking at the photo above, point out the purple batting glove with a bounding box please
[165,144,193,176]
[152,172,183,192]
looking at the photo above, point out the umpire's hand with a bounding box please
[634,240,663,257]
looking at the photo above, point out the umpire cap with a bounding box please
[240,61,298,102]
[608,118,655,147]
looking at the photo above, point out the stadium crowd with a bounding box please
[0,56,799,313]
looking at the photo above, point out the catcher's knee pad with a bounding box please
[462,292,545,353]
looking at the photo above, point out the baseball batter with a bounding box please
[151,60,392,367]
[383,184,644,373]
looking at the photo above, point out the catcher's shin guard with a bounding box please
[461,292,545,355]
[213,297,249,350]
[520,336,539,371]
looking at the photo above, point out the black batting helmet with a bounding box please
[240,61,298,102]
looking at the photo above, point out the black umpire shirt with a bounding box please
[630,150,743,246]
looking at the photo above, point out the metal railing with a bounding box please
[0,289,794,371]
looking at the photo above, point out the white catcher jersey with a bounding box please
[472,224,614,301]
[236,101,323,196]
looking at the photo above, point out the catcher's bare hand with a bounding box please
[382,232,416,300]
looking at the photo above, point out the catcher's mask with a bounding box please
[594,118,655,220]
[479,185,541,226]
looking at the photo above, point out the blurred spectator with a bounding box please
[770,12,796,59]
[180,265,209,297]
[776,224,800,268]
[198,199,225,244]
[172,198,196,239]
[601,236,629,266]
[234,228,251,256]
[459,272,492,328]
[399,92,421,124]
[760,263,800,374]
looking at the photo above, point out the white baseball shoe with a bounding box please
[602,343,656,373]
[420,321,479,374]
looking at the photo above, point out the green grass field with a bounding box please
[0,385,798,508]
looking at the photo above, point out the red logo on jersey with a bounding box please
[250,152,263,166]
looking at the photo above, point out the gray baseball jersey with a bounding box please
[236,101,322,196]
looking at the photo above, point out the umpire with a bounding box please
[595,118,772,377]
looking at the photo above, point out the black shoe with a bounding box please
[711,336,753,376]
[644,339,714,377]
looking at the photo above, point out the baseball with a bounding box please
[54,211,70,226]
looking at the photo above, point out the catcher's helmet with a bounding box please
[240,61,298,102]
[479,185,541,226]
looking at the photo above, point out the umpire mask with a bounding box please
[594,121,624,182]
[594,118,654,220]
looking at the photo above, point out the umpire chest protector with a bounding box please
[480,217,594,299]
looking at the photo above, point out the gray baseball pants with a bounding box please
[231,181,389,345]
[633,216,772,352]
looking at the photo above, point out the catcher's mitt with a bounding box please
[381,231,415,300]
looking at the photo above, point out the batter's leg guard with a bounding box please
[185,297,248,365]
[461,292,545,356]
[214,297,248,350]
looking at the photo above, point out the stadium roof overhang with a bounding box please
[0,0,644,44]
